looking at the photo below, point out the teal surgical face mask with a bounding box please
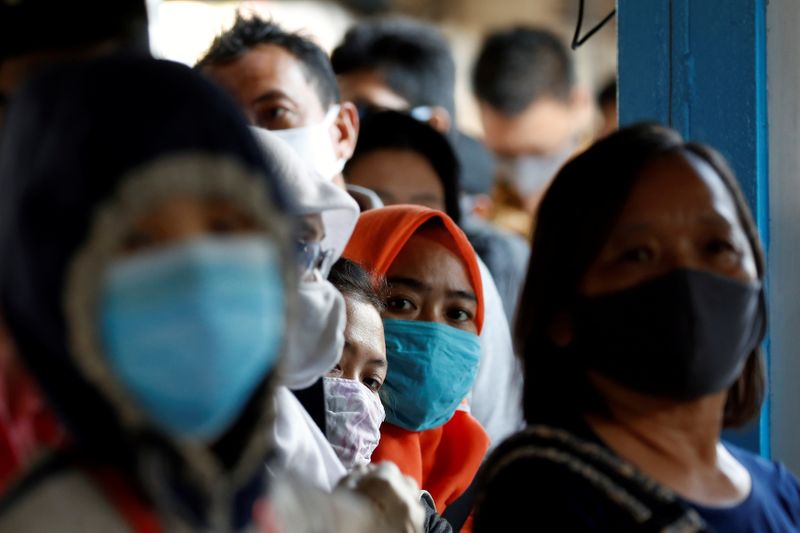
[381,319,481,432]
[100,236,285,441]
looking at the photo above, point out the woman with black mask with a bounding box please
[473,124,800,531]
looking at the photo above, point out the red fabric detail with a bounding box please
[0,326,64,493]
[371,411,489,514]
[343,205,485,334]
[85,467,162,533]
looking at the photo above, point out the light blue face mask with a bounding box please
[100,236,285,442]
[381,319,481,432]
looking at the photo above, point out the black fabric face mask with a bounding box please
[571,268,766,401]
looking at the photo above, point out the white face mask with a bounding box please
[498,142,577,197]
[323,377,386,470]
[268,105,344,181]
[281,279,346,390]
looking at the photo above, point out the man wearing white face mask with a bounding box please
[473,27,594,238]
[198,13,359,189]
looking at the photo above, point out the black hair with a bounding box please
[598,78,617,109]
[1,0,149,60]
[515,123,765,428]
[473,26,574,115]
[344,110,461,224]
[331,17,455,118]
[197,12,340,108]
[329,257,387,314]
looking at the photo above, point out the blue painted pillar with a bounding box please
[617,0,769,454]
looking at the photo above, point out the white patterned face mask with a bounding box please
[323,377,386,470]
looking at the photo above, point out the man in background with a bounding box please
[197,14,359,188]
[332,18,528,321]
[473,26,593,237]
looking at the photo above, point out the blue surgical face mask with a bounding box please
[381,319,481,432]
[100,236,285,441]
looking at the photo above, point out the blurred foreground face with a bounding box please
[99,193,285,442]
[580,152,757,297]
[345,149,445,211]
[121,196,258,253]
[384,233,478,335]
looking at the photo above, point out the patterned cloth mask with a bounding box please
[323,377,386,470]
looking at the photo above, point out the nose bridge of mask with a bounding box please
[380,319,481,432]
[100,236,285,441]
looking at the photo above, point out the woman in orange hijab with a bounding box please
[344,205,490,516]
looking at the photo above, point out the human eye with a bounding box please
[705,237,743,268]
[446,307,472,322]
[363,376,383,393]
[255,106,294,130]
[617,245,655,264]
[385,296,416,312]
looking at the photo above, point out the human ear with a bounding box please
[332,101,360,161]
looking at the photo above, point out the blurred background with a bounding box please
[148,0,617,136]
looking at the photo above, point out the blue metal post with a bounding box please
[618,0,769,454]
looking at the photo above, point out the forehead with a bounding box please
[387,233,472,291]
[344,295,386,359]
[348,149,444,192]
[205,44,325,114]
[618,152,741,226]
[337,70,409,110]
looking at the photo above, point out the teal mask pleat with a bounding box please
[100,236,285,441]
[381,319,481,432]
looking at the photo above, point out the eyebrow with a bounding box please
[368,358,387,368]
[699,212,735,229]
[387,276,431,292]
[251,89,296,107]
[447,289,477,302]
[388,276,476,302]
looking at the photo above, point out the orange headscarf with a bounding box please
[343,205,484,333]
[344,205,490,515]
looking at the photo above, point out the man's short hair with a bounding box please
[473,27,574,115]
[197,13,340,108]
[331,18,455,117]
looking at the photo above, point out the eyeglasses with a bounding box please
[354,102,434,123]
[295,240,334,279]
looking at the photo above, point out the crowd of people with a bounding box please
[0,1,798,531]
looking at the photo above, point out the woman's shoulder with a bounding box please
[725,443,800,506]
[473,425,709,532]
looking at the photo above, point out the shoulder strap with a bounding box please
[479,425,712,532]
